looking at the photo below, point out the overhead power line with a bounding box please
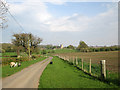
[1,0,26,33]
[7,11,25,32]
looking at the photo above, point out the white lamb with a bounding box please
[10,62,17,68]
[14,62,17,67]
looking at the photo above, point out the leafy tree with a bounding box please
[67,45,75,49]
[12,34,22,57]
[46,45,53,49]
[77,41,88,51]
[88,47,95,52]
[80,48,89,52]
[12,33,42,57]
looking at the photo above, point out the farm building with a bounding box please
[60,44,63,49]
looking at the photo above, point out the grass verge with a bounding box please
[69,58,119,86]
[2,56,46,78]
[38,56,118,88]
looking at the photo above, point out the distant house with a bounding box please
[60,44,63,49]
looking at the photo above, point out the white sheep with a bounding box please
[10,62,17,68]
[14,62,17,67]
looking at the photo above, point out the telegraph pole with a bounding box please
[28,34,30,60]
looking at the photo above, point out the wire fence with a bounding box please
[56,54,120,86]
[55,54,108,80]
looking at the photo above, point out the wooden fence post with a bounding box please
[89,58,91,74]
[100,60,106,79]
[73,56,74,64]
[76,57,78,65]
[68,56,69,62]
[82,58,83,70]
[64,56,65,60]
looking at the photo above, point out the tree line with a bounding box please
[67,41,119,52]
[0,35,119,55]
[0,33,42,57]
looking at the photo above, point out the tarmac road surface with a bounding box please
[2,57,53,88]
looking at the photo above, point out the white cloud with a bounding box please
[8,0,53,27]
[46,14,90,32]
[8,0,66,23]
[43,5,117,32]
[7,1,117,33]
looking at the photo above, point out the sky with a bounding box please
[1,0,118,47]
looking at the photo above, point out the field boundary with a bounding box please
[55,55,119,86]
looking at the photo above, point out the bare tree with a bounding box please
[0,0,8,29]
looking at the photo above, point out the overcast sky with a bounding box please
[1,0,118,46]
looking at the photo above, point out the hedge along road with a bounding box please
[2,57,53,88]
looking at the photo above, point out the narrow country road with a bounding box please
[2,57,53,88]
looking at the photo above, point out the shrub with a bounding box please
[51,50,55,53]
[0,49,5,53]
[79,48,89,52]
[41,50,47,55]
[35,52,40,54]
[48,51,50,53]
[95,48,100,52]
[100,48,105,51]
[2,57,29,65]
[105,47,110,51]
[32,55,37,59]
[2,58,17,65]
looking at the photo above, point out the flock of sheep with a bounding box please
[10,62,21,68]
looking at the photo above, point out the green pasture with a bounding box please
[1,52,29,57]
[39,56,118,88]
[53,48,76,53]
[2,52,17,57]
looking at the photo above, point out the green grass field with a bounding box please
[1,52,17,57]
[53,49,76,53]
[44,49,76,55]
[1,52,29,57]
[2,56,46,78]
[39,56,118,88]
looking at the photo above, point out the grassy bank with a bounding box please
[2,56,46,78]
[69,58,119,86]
[39,56,118,88]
